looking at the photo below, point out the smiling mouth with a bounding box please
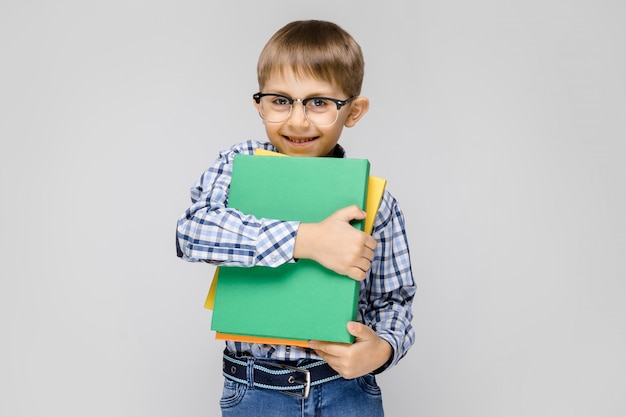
[285,136,317,143]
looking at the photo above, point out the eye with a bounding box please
[272,96,291,106]
[307,98,329,108]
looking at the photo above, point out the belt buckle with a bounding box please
[262,361,311,399]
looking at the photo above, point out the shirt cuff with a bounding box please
[372,332,398,374]
[255,220,300,267]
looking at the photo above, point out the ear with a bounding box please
[343,96,369,128]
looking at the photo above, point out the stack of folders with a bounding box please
[206,149,386,347]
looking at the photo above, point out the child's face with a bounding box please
[254,69,368,157]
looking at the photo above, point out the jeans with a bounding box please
[220,373,384,417]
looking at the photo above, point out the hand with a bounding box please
[294,206,377,281]
[309,322,392,379]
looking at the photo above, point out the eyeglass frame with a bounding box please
[252,92,356,126]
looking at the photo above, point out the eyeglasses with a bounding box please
[253,93,355,127]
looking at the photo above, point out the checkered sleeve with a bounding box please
[359,190,416,370]
[176,140,299,267]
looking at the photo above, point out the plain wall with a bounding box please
[1,1,624,416]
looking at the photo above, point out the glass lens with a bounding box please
[304,99,338,126]
[258,95,291,123]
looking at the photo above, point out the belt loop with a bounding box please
[246,357,255,389]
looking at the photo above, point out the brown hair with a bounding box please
[257,20,365,97]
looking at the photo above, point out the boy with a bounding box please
[177,20,415,416]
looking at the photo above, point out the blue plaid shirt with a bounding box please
[177,140,415,370]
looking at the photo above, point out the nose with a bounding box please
[286,100,310,126]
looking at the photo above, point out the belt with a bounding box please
[222,350,341,399]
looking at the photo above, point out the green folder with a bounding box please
[210,154,370,344]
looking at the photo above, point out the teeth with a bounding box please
[288,137,314,143]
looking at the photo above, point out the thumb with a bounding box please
[347,321,375,341]
[333,205,367,223]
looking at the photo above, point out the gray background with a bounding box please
[1,1,624,416]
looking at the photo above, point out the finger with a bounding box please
[364,235,377,251]
[354,257,372,274]
[347,321,376,342]
[311,344,329,361]
[309,340,348,357]
[347,267,367,281]
[311,348,345,376]
[361,246,374,262]
[334,205,367,223]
